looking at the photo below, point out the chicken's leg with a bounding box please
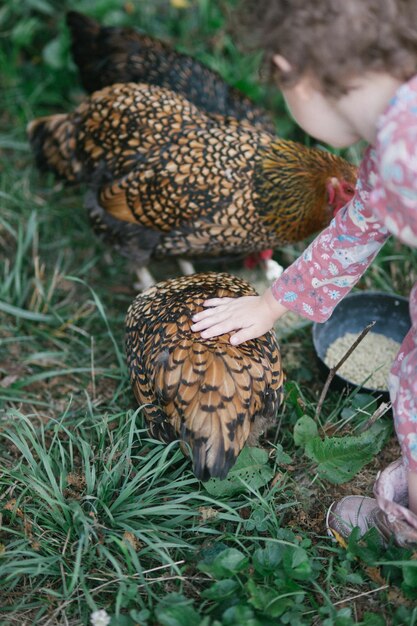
[178,259,196,276]
[134,266,156,291]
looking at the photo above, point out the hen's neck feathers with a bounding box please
[254,139,355,241]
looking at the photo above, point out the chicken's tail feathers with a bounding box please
[27,114,81,182]
[190,435,237,482]
[159,339,281,481]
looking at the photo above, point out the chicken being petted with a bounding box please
[125,272,284,480]
[27,82,357,275]
[66,10,276,133]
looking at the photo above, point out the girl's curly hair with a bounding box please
[235,0,417,95]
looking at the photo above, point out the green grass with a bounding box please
[1,0,417,624]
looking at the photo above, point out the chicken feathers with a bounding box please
[66,10,275,133]
[125,272,284,480]
[27,82,357,268]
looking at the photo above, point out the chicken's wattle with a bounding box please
[327,177,356,217]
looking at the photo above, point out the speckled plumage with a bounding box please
[66,10,275,133]
[28,82,357,267]
[125,272,284,480]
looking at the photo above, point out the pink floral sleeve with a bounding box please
[372,88,417,248]
[271,147,390,322]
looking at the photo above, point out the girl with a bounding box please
[191,0,417,545]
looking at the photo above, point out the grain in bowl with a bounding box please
[324,331,401,390]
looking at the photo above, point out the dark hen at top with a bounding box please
[66,10,275,133]
[27,82,357,283]
[125,272,284,480]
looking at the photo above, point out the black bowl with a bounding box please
[312,290,411,396]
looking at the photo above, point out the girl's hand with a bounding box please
[190,288,289,345]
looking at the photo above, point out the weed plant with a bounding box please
[1,1,417,624]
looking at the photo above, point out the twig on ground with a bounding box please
[332,584,389,606]
[315,320,376,421]
[303,584,389,617]
[356,401,391,433]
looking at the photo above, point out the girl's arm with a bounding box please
[373,113,417,248]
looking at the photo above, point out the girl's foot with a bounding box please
[326,459,417,547]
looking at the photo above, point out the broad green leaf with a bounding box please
[155,605,201,626]
[341,393,377,421]
[321,607,355,626]
[345,572,364,584]
[247,578,298,618]
[43,37,66,70]
[203,447,273,496]
[274,443,293,465]
[129,609,151,623]
[26,0,55,14]
[351,393,377,410]
[11,18,41,46]
[402,562,417,587]
[198,548,248,578]
[245,508,269,532]
[357,420,392,447]
[201,579,239,600]
[155,593,201,626]
[252,544,284,575]
[283,547,312,581]
[347,527,384,562]
[293,415,318,446]
[110,615,137,626]
[359,613,386,626]
[197,541,229,565]
[305,421,390,484]
[221,604,263,626]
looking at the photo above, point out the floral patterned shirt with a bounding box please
[271,74,417,322]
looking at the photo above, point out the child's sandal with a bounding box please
[326,458,417,547]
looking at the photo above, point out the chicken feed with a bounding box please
[324,331,401,390]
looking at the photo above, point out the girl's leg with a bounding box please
[327,286,417,543]
[409,471,417,514]
[389,281,417,513]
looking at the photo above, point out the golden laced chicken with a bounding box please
[125,272,284,480]
[65,11,357,281]
[66,10,275,133]
[27,82,357,287]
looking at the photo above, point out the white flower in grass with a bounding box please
[91,609,111,626]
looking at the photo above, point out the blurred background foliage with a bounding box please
[1,0,299,136]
